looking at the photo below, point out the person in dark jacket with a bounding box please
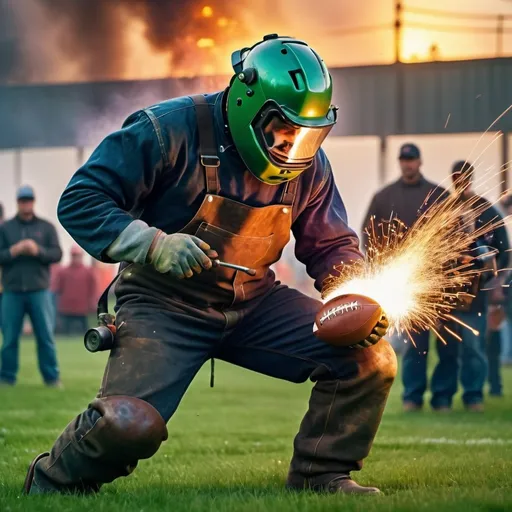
[23,35,394,497]
[432,161,509,412]
[362,143,448,411]
[0,185,62,387]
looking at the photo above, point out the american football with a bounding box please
[313,294,383,346]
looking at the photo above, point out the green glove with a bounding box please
[105,220,217,279]
[147,232,216,279]
[351,313,389,349]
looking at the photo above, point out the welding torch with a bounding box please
[212,259,256,276]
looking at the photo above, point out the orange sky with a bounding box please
[123,0,512,80]
[275,0,512,66]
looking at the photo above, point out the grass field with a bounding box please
[0,338,511,512]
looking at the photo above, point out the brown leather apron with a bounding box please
[121,95,299,311]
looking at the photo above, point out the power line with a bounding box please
[327,24,393,37]
[404,5,512,21]
[406,21,510,35]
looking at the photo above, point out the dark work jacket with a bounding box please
[361,175,447,249]
[0,215,62,292]
[460,195,509,314]
[57,91,363,292]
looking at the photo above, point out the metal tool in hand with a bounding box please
[213,259,256,276]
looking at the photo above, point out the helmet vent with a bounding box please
[281,48,288,55]
[289,70,306,91]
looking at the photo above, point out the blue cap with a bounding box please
[399,143,421,160]
[17,185,35,200]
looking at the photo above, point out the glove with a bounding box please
[147,232,218,279]
[350,313,389,349]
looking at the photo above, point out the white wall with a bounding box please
[0,150,18,219]
[385,133,505,202]
[322,136,381,239]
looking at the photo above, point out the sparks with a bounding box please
[322,176,504,338]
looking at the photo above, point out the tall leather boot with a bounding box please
[286,340,397,494]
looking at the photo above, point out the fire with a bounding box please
[322,178,504,342]
[201,6,213,18]
[197,38,215,48]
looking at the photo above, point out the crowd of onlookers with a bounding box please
[1,144,512,410]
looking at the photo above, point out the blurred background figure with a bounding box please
[0,185,62,387]
[497,192,512,367]
[53,246,97,335]
[433,161,509,411]
[486,281,508,397]
[361,143,447,411]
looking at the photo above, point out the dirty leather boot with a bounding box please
[286,340,397,494]
[287,473,380,494]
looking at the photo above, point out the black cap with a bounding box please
[399,143,421,160]
[452,160,474,175]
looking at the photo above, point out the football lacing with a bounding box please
[319,301,361,325]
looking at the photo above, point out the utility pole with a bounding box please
[394,1,403,63]
[497,15,504,57]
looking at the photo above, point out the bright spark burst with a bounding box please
[322,179,503,340]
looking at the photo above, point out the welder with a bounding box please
[23,34,395,496]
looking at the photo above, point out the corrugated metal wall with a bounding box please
[1,58,512,148]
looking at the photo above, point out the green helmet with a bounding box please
[226,34,337,185]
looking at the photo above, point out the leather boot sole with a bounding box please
[22,452,50,495]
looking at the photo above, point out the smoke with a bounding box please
[0,0,254,84]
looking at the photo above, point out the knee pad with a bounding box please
[88,396,168,462]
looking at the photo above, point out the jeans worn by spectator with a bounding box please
[401,329,431,406]
[60,314,89,336]
[0,290,59,384]
[431,312,487,407]
[486,330,503,396]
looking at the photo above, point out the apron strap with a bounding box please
[190,94,220,195]
[280,177,299,206]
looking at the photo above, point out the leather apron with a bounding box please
[120,95,298,311]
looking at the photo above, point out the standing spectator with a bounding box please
[0,203,4,330]
[361,143,447,411]
[0,185,62,387]
[433,161,509,411]
[486,280,507,397]
[497,193,512,365]
[54,246,96,335]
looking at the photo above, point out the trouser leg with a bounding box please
[31,304,223,494]
[216,285,397,486]
[0,292,26,384]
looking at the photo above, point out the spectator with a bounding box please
[54,246,96,335]
[486,279,507,397]
[0,202,4,330]
[0,185,63,387]
[433,161,509,411]
[497,192,512,365]
[361,143,447,411]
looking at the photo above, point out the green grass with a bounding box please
[0,339,511,511]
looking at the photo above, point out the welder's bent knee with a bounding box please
[88,396,168,462]
[368,338,398,383]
